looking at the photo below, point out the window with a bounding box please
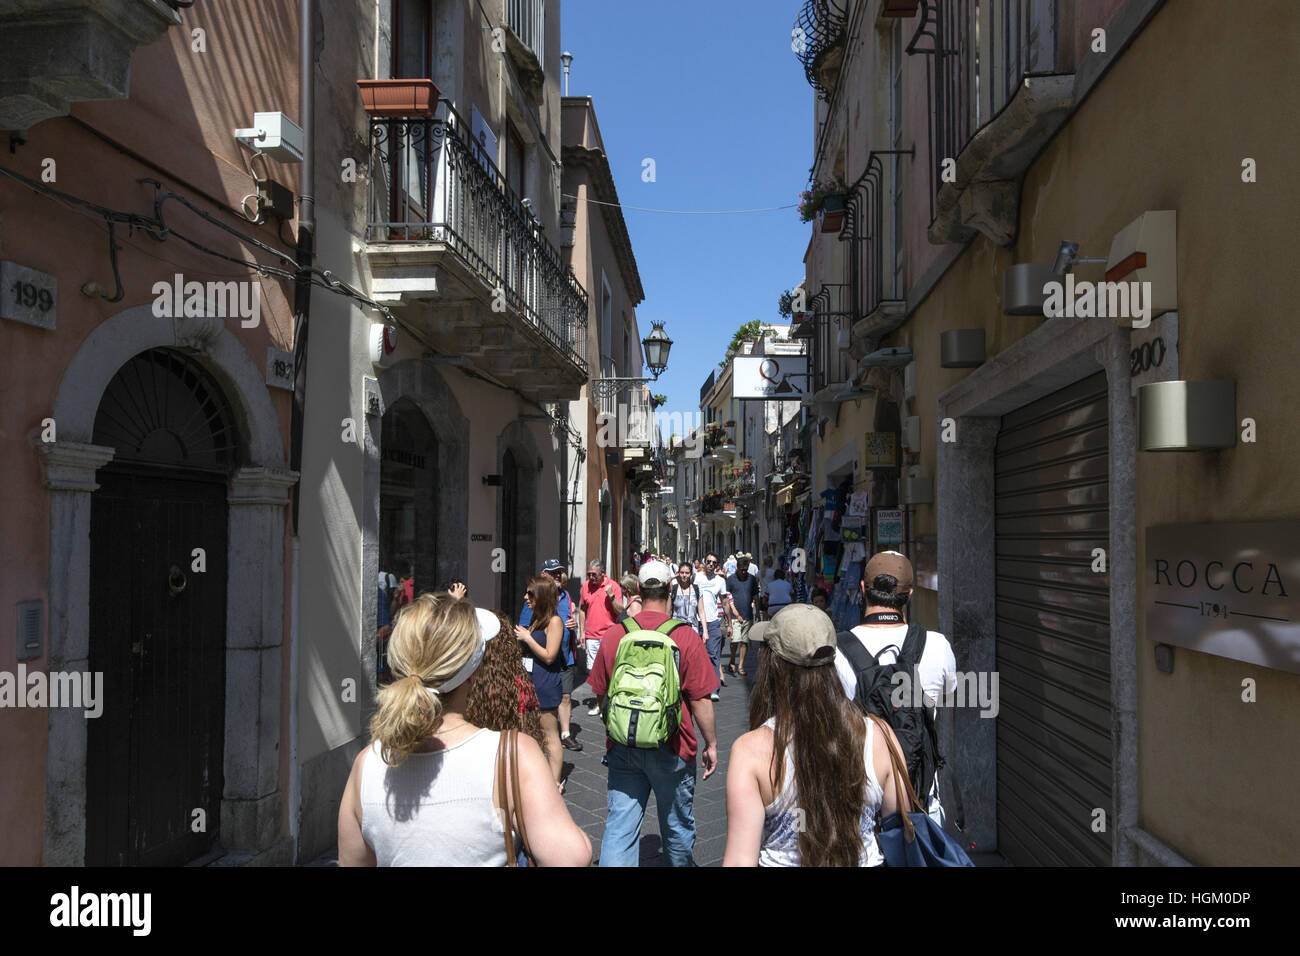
[393,0,432,78]
[505,120,526,201]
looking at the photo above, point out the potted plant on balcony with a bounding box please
[357,78,441,117]
[651,393,667,410]
[798,176,848,228]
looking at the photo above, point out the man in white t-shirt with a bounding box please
[834,551,958,829]
[694,553,728,700]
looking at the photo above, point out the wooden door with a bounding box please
[86,466,228,867]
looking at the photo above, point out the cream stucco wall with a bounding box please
[897,0,1300,863]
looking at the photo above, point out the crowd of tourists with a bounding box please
[340,548,968,868]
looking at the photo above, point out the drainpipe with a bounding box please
[288,0,315,857]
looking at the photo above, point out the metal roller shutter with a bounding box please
[994,371,1112,866]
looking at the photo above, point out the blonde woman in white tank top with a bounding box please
[337,593,591,867]
[723,606,903,867]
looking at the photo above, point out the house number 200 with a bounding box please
[11,280,53,313]
[1130,337,1166,376]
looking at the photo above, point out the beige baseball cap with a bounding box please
[764,604,838,667]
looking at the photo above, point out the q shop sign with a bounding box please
[1146,520,1300,674]
[732,356,809,400]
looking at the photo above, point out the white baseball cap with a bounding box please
[638,560,674,587]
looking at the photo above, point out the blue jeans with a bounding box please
[600,744,698,867]
[704,619,723,676]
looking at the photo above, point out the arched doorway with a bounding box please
[86,348,238,866]
[380,401,438,591]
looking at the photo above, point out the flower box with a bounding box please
[357,78,441,117]
[820,192,847,233]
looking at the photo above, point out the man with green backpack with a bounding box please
[587,560,720,867]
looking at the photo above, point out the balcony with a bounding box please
[793,0,849,102]
[599,384,654,452]
[503,0,546,105]
[703,422,736,461]
[842,152,908,355]
[908,0,1074,245]
[0,0,182,129]
[365,101,588,401]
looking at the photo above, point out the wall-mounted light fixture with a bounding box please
[1138,380,1236,451]
[940,329,985,368]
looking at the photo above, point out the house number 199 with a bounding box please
[11,280,53,313]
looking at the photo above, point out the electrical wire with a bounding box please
[0,160,588,448]
[563,193,799,215]
[0,163,396,322]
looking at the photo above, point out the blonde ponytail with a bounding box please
[369,593,481,766]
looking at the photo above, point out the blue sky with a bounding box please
[561,0,812,428]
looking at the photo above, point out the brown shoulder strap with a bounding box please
[869,714,922,843]
[509,730,535,865]
[496,731,517,866]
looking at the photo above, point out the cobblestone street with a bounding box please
[561,643,757,867]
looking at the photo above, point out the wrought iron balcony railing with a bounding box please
[505,0,545,65]
[800,283,850,394]
[908,0,1062,219]
[793,0,849,101]
[366,100,587,373]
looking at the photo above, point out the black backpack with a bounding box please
[836,623,953,826]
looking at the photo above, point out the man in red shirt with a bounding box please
[578,559,623,716]
[587,561,719,867]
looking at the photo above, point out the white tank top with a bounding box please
[757,716,884,867]
[360,728,512,866]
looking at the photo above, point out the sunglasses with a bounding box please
[524,590,536,598]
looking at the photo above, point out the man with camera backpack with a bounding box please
[587,561,719,867]
[834,551,960,829]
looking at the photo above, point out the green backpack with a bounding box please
[602,618,684,749]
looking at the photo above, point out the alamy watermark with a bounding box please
[152,273,261,328]
[50,886,150,936]
[0,664,103,718]
[596,406,704,458]
[1042,275,1152,328]
[890,668,1000,719]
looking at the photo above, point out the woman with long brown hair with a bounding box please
[722,605,901,867]
[466,612,548,757]
[514,576,565,789]
[337,592,590,866]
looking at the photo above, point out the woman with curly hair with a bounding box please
[466,612,548,759]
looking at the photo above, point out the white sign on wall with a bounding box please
[732,356,810,399]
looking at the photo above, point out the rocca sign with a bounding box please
[1146,521,1300,675]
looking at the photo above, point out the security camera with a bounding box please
[1052,240,1080,276]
